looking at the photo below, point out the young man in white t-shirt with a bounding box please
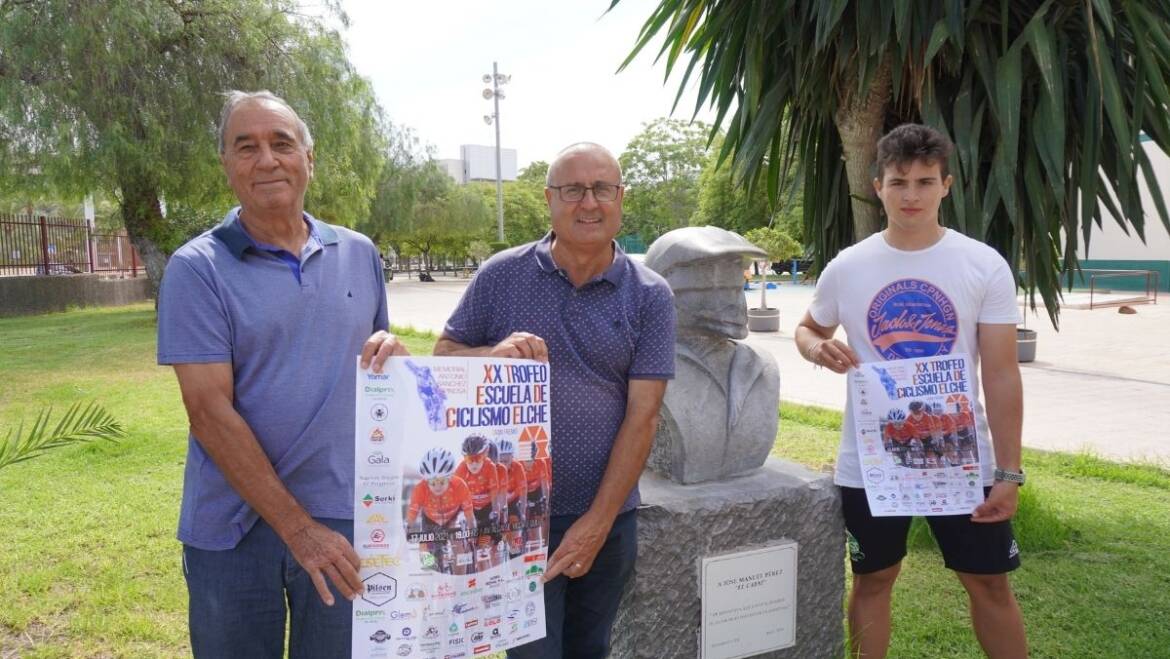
[795,124,1027,658]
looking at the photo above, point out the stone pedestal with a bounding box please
[612,459,844,659]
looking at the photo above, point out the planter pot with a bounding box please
[1017,328,1037,363]
[747,307,780,332]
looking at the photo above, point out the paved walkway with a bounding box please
[387,275,1170,465]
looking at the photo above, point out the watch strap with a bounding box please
[994,467,1026,485]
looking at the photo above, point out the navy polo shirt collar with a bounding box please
[534,232,628,286]
[212,207,338,259]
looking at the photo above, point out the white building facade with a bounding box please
[1074,137,1170,292]
[437,145,518,185]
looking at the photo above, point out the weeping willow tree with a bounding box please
[0,0,386,292]
[618,0,1170,325]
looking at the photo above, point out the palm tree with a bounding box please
[617,0,1170,325]
[0,402,124,471]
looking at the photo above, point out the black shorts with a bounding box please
[840,486,1020,575]
[526,489,546,516]
[506,500,524,523]
[418,514,461,537]
[473,505,494,528]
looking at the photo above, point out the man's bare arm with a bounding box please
[795,311,860,373]
[434,331,548,362]
[972,322,1024,523]
[544,378,667,581]
[173,362,363,605]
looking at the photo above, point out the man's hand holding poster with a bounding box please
[353,357,551,658]
[849,353,983,516]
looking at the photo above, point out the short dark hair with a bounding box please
[875,124,953,180]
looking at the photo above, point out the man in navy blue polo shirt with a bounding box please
[436,142,676,659]
[157,90,407,658]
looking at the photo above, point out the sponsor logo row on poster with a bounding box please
[354,554,546,657]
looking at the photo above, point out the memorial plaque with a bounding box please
[701,541,797,659]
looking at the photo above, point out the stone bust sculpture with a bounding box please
[643,226,781,484]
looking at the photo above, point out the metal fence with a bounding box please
[0,214,143,277]
[1086,269,1160,309]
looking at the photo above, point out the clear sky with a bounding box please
[341,0,715,169]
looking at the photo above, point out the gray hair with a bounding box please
[217,90,314,154]
[546,142,622,186]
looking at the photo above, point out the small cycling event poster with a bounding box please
[848,353,984,517]
[353,356,551,658]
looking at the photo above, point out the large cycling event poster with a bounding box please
[848,353,984,517]
[352,356,552,658]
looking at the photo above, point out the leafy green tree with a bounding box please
[0,0,386,291]
[470,181,548,247]
[467,240,492,265]
[408,185,492,271]
[368,162,492,271]
[622,0,1170,323]
[363,143,446,255]
[518,161,550,186]
[691,135,804,243]
[619,118,710,243]
[745,226,803,263]
[745,226,802,310]
[0,194,92,220]
[691,151,770,236]
[773,191,804,247]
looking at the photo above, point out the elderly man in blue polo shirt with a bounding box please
[435,142,676,659]
[156,90,406,658]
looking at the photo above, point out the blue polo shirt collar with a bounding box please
[211,207,338,259]
[534,232,628,286]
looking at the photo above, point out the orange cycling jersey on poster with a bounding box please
[956,410,974,431]
[506,462,527,504]
[455,460,500,510]
[525,458,550,495]
[929,413,956,436]
[407,477,473,526]
[494,463,508,499]
[884,423,911,444]
[903,414,933,440]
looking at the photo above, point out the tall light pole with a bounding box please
[482,62,510,243]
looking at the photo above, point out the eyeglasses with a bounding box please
[548,182,622,202]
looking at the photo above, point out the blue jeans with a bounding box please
[183,517,353,659]
[507,510,638,659]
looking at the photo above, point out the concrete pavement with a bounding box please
[386,275,1170,465]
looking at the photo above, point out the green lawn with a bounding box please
[1,304,1168,657]
[777,404,1170,658]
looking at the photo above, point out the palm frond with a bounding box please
[0,401,125,470]
[619,0,1170,328]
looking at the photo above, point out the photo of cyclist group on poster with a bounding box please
[878,394,980,470]
[849,353,985,517]
[353,356,552,657]
[401,429,551,575]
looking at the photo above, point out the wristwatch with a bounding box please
[994,468,1026,485]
